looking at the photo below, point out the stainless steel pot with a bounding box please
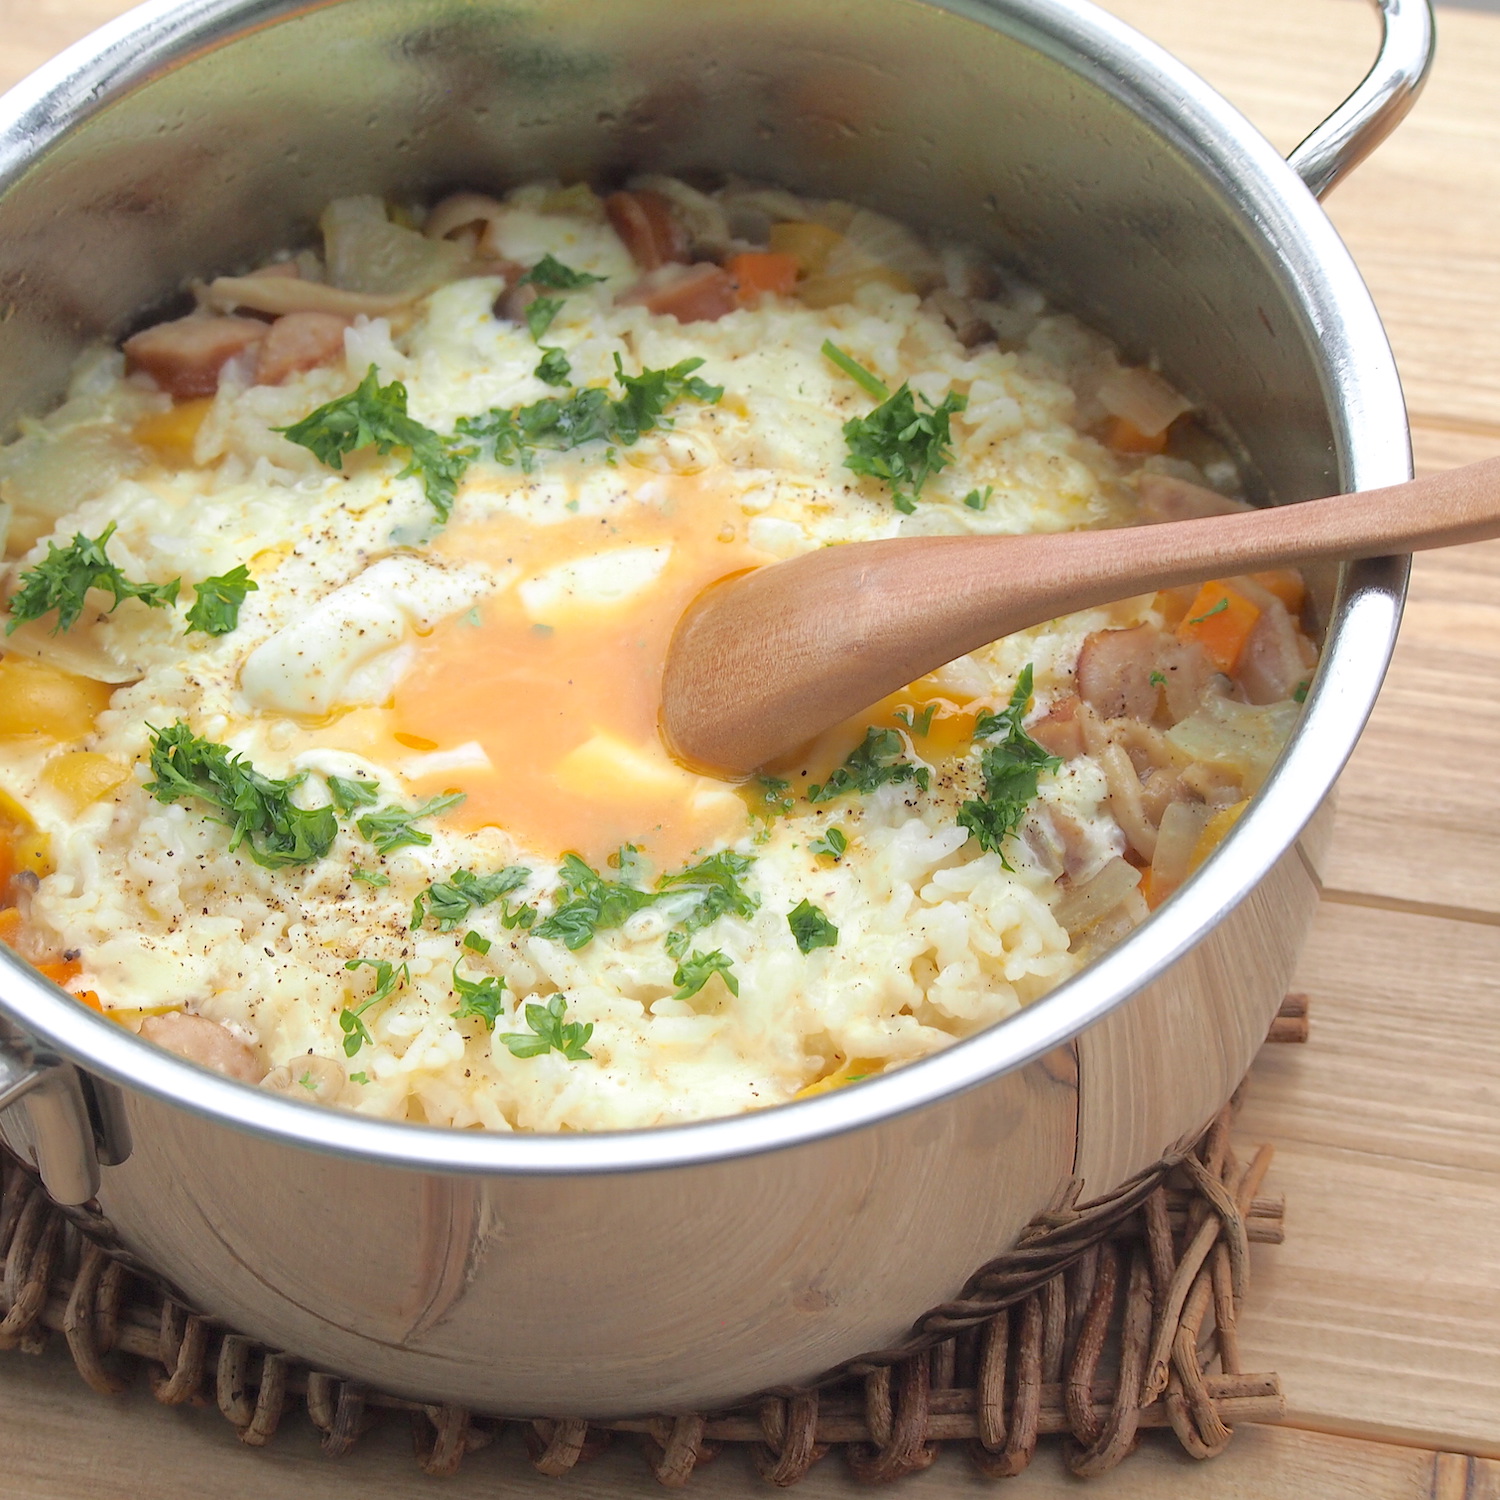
[0,0,1431,1413]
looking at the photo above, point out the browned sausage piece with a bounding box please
[1075,624,1163,722]
[256,312,352,386]
[123,315,269,399]
[624,263,739,324]
[139,1011,260,1082]
[605,189,689,271]
[1028,692,1084,760]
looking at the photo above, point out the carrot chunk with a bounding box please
[1250,569,1307,614]
[728,251,800,302]
[1175,581,1261,673]
[1102,415,1168,454]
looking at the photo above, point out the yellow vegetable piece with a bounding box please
[0,657,113,741]
[133,397,214,463]
[767,221,844,277]
[0,784,32,828]
[13,829,53,879]
[794,1057,884,1100]
[797,265,915,310]
[1188,800,1250,874]
[41,752,130,814]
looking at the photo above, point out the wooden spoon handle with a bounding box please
[663,456,1500,775]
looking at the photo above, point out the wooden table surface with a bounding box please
[1,1,1499,1495]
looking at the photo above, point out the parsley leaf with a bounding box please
[184,564,257,636]
[788,899,839,954]
[339,958,409,1056]
[327,774,380,815]
[656,850,758,940]
[277,365,470,522]
[1185,596,1229,625]
[519,255,605,290]
[351,867,389,887]
[450,960,507,1031]
[455,357,721,469]
[500,993,593,1061]
[463,930,491,955]
[807,727,930,804]
[894,704,938,735]
[963,487,993,512]
[144,722,337,869]
[533,853,658,950]
[809,827,848,861]
[672,948,738,1000]
[1293,679,1310,704]
[7,522,180,635]
[535,347,572,385]
[957,665,1060,866]
[411,865,530,931]
[526,295,563,342]
[356,792,465,855]
[750,775,795,825]
[821,340,891,401]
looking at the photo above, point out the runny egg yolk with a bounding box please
[390,474,774,868]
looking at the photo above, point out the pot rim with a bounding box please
[0,0,1411,1177]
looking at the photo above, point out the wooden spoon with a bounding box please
[661,456,1500,777]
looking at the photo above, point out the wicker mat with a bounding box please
[0,993,1309,1488]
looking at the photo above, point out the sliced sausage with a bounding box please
[621,263,738,324]
[123,315,269,399]
[255,312,351,385]
[605,189,689,271]
[1076,625,1163,722]
[140,1011,260,1082]
[1027,693,1084,761]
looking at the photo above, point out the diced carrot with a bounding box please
[1138,868,1161,910]
[1103,415,1168,455]
[728,251,800,303]
[71,989,104,1013]
[1250,569,1307,614]
[1189,800,1250,873]
[34,957,82,987]
[767,221,844,276]
[133,396,214,462]
[1175,581,1261,673]
[0,907,20,949]
[0,832,12,895]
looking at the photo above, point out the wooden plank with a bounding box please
[1236,900,1500,1458]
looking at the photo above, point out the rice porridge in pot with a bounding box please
[0,180,1317,1131]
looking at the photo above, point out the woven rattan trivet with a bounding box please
[0,993,1309,1488]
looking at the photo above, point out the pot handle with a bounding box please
[0,1018,102,1205]
[1289,0,1435,199]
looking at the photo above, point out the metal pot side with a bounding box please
[0,0,1425,1411]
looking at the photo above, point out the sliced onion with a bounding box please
[0,425,143,553]
[425,192,508,246]
[822,208,942,293]
[1096,364,1193,437]
[629,175,733,259]
[1149,799,1214,900]
[320,195,466,297]
[1054,855,1142,932]
[204,276,416,319]
[1165,696,1300,793]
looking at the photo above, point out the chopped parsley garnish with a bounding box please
[1293,679,1310,703]
[349,1071,369,1084]
[894,704,938,735]
[533,852,658,950]
[956,665,1060,866]
[144,722,337,869]
[411,865,530,931]
[327,774,380,815]
[823,342,967,513]
[1186,597,1229,625]
[339,958,409,1056]
[672,949,738,1000]
[809,827,848,861]
[526,296,563,342]
[450,960,507,1031]
[277,365,470,522]
[657,850,758,942]
[535,347,572,385]
[184,565,257,637]
[751,775,795,824]
[1149,670,1167,688]
[807,727,930,804]
[463,930,491,955]
[519,255,605,291]
[821,340,891,400]
[963,487,993,512]
[455,357,721,470]
[788,899,839,954]
[500,994,593,1061]
[356,792,465,855]
[8,522,180,635]
[351,867,389,887]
